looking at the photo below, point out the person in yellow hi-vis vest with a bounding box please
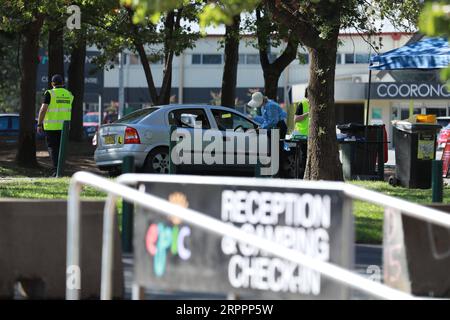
[294,86,310,136]
[37,74,73,176]
[294,87,310,171]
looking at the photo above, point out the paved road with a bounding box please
[122,244,382,300]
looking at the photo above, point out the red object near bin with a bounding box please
[442,138,450,178]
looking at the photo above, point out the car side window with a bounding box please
[168,109,210,129]
[11,117,19,130]
[0,117,8,130]
[211,109,256,131]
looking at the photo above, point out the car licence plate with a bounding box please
[104,135,115,145]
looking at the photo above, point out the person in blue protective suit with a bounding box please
[247,92,287,139]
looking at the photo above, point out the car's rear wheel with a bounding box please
[144,147,170,174]
[107,168,121,177]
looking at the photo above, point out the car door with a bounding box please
[210,108,261,169]
[167,108,211,168]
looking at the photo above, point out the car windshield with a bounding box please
[115,108,159,124]
[83,114,99,123]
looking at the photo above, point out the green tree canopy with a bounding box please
[419,1,450,86]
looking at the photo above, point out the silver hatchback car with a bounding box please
[94,104,269,175]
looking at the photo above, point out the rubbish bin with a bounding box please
[391,121,441,189]
[337,123,387,180]
[281,135,307,179]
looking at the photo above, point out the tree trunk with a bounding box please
[134,41,159,104]
[304,38,343,181]
[255,8,298,102]
[221,15,240,108]
[68,34,86,141]
[158,52,174,105]
[16,17,44,167]
[126,8,159,104]
[157,9,181,106]
[263,71,281,100]
[47,24,64,87]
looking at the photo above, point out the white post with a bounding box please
[118,52,125,119]
[98,94,102,126]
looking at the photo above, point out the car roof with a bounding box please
[158,104,236,110]
[158,104,249,115]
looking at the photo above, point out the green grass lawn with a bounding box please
[351,180,450,244]
[0,177,105,199]
[0,177,448,244]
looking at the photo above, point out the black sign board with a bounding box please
[372,82,450,100]
[37,49,103,96]
[134,177,354,299]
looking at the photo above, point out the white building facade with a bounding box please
[101,32,412,110]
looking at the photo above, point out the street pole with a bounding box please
[56,120,70,177]
[98,94,103,126]
[118,52,125,119]
[432,160,443,203]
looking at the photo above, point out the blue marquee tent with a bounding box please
[369,37,450,70]
[365,37,450,124]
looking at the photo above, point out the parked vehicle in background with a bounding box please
[437,116,450,149]
[94,104,265,176]
[0,114,44,146]
[83,112,100,138]
[0,114,19,145]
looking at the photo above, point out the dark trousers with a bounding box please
[45,130,62,169]
[276,120,287,140]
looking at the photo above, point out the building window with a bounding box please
[355,54,370,64]
[238,54,246,64]
[202,54,222,64]
[128,54,140,65]
[192,54,201,64]
[246,54,259,64]
[345,53,355,64]
[426,108,447,117]
[336,54,342,64]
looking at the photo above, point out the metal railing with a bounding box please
[66,171,450,301]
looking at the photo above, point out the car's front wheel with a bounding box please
[143,147,170,174]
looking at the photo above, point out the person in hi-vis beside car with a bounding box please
[293,86,310,172]
[294,86,310,137]
[37,74,73,176]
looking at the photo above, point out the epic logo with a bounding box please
[145,223,191,277]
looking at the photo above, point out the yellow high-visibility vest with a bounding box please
[44,87,73,131]
[295,98,310,136]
